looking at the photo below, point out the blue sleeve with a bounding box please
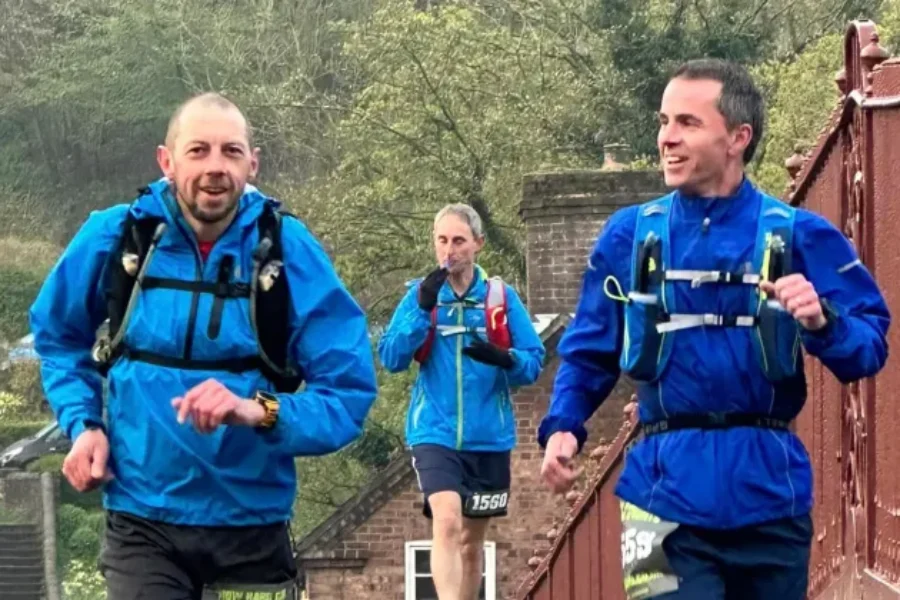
[504,285,545,387]
[793,210,890,383]
[537,207,636,451]
[265,218,378,456]
[29,206,129,442]
[376,284,432,373]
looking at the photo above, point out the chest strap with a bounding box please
[642,412,791,436]
[664,270,761,287]
[655,298,787,333]
[142,276,251,298]
[118,347,264,373]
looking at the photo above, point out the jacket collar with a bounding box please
[438,264,489,304]
[671,175,759,225]
[129,177,279,233]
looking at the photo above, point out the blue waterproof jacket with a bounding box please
[378,267,545,451]
[539,178,890,529]
[29,178,378,526]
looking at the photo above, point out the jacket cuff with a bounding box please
[800,298,845,356]
[537,416,588,453]
[68,416,105,441]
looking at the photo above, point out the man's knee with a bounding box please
[433,511,463,542]
[429,492,463,543]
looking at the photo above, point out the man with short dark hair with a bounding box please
[539,58,890,598]
[30,92,378,599]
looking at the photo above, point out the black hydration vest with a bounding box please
[91,191,303,393]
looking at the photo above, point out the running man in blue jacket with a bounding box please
[378,204,545,600]
[30,92,378,599]
[539,59,890,599]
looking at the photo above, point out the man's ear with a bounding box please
[157,145,174,179]
[730,123,753,160]
[249,147,261,182]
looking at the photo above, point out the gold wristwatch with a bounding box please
[254,391,280,429]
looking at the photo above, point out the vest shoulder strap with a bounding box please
[103,206,165,343]
[254,203,304,392]
[755,195,796,281]
[631,195,674,299]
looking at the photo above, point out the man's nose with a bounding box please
[204,150,227,175]
[658,123,682,148]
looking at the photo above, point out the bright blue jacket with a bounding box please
[378,267,545,451]
[539,178,890,529]
[29,178,378,526]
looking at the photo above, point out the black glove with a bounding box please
[417,266,449,311]
[462,338,514,369]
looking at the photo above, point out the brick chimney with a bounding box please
[519,164,667,315]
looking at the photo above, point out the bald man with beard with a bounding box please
[30,93,378,599]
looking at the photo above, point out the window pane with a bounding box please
[415,577,439,600]
[478,577,486,600]
[415,548,431,575]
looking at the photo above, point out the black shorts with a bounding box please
[99,510,299,600]
[411,443,511,519]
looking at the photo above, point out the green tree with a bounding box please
[750,33,845,197]
[305,0,602,323]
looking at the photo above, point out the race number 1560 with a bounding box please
[471,492,508,512]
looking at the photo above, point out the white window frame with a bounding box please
[404,540,496,600]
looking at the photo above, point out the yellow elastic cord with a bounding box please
[603,275,629,303]
[758,232,772,304]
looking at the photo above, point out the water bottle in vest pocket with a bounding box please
[621,291,666,382]
[753,227,801,383]
[619,232,666,383]
[755,298,801,382]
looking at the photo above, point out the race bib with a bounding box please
[463,490,510,517]
[620,501,680,599]
[204,582,298,600]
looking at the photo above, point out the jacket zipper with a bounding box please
[163,193,241,360]
[456,304,464,450]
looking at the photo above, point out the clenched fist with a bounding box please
[540,431,582,495]
[760,274,827,331]
[63,428,114,492]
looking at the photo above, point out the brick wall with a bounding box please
[520,170,666,315]
[304,350,634,600]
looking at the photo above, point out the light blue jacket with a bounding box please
[30,178,378,526]
[378,267,545,451]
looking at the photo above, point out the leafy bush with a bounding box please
[68,526,100,560]
[57,502,105,598]
[57,504,89,547]
[0,361,45,407]
[61,558,106,600]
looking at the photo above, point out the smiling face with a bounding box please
[156,101,259,226]
[657,77,751,196]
